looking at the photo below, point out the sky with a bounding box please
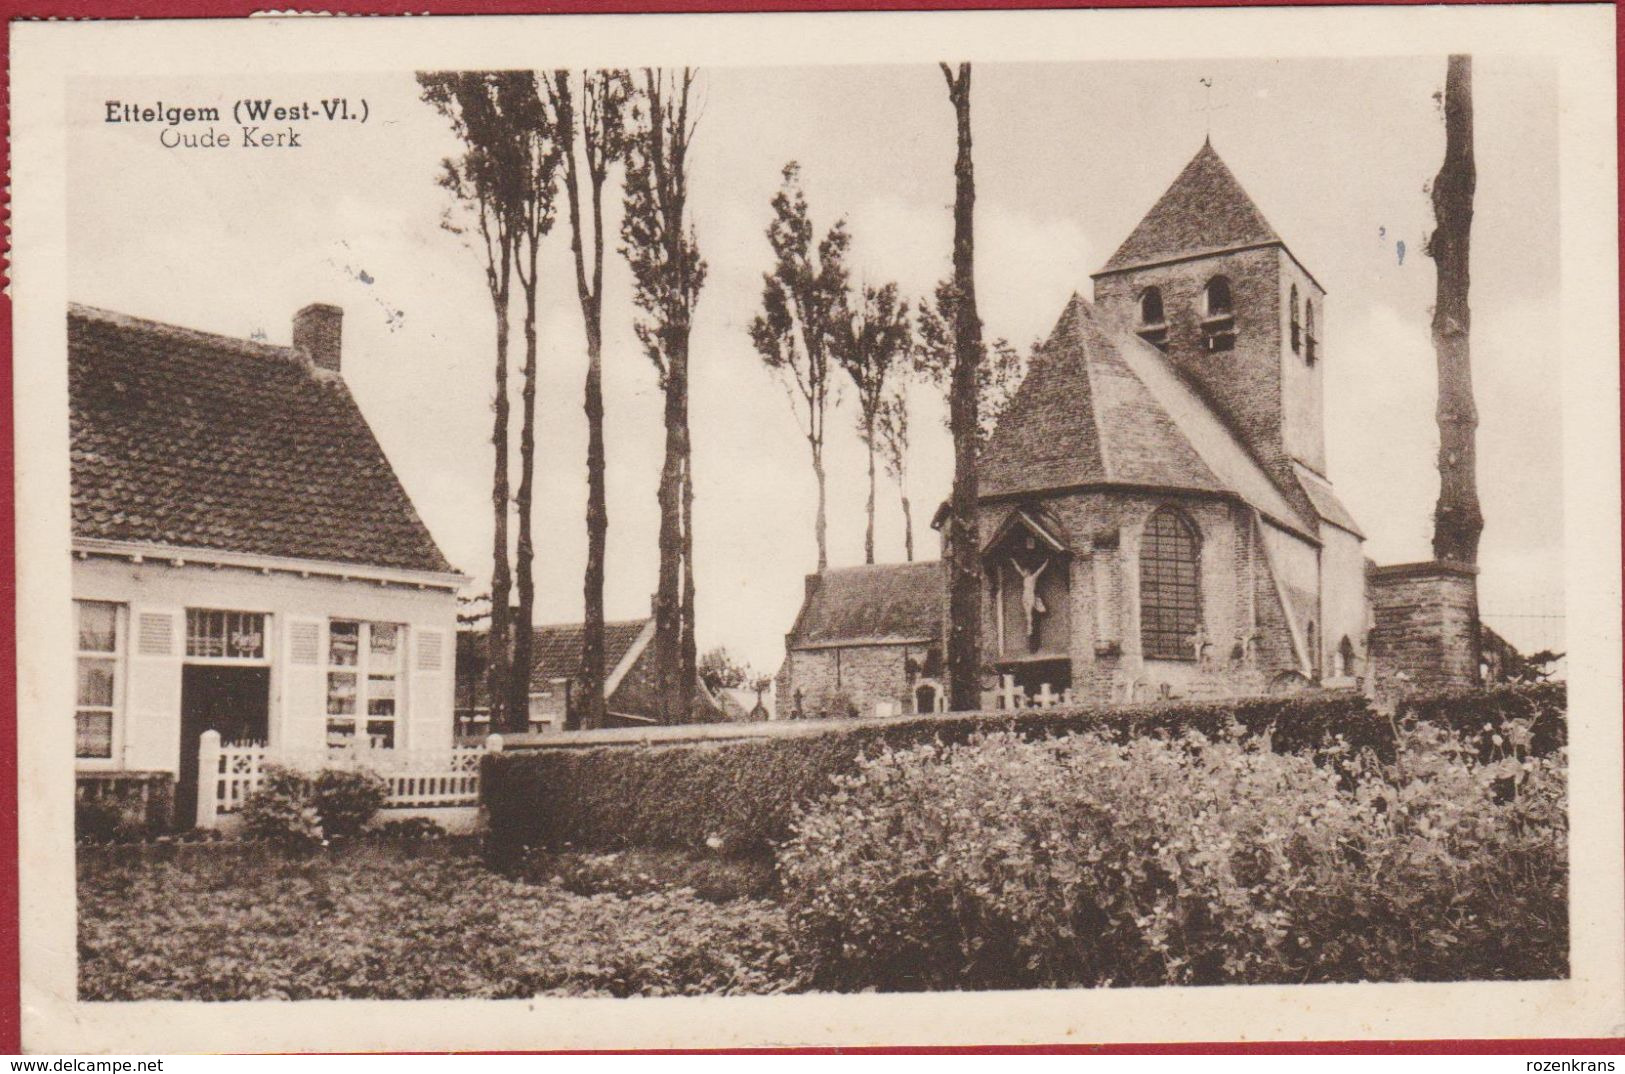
[69,55,1564,674]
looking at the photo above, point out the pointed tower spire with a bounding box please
[1100,142,1281,274]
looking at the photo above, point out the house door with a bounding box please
[177,666,270,827]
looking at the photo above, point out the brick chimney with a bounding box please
[293,303,343,372]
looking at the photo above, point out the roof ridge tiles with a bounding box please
[69,302,306,366]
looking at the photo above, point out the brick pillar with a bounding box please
[1368,560,1480,689]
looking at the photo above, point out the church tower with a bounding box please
[1092,141,1328,489]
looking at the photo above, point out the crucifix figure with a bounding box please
[1009,556,1050,649]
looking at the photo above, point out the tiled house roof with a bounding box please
[456,619,653,711]
[788,561,943,650]
[1101,140,1282,273]
[978,296,1317,539]
[527,619,652,690]
[69,304,455,575]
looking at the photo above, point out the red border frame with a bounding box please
[1,0,1619,1056]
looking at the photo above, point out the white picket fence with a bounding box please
[195,729,497,830]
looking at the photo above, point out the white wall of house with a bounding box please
[73,553,459,775]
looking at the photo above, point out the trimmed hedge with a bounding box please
[481,683,1565,857]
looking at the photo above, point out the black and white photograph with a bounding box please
[10,3,1621,1052]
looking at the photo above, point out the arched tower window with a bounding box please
[1139,507,1201,660]
[1137,287,1168,352]
[1289,284,1302,354]
[1201,276,1235,353]
[1304,301,1318,365]
[1139,287,1165,325]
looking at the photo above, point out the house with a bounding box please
[776,561,945,718]
[70,302,466,826]
[455,616,727,733]
[777,141,1489,711]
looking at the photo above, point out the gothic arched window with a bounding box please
[1289,284,1302,354]
[1139,508,1201,660]
[1304,300,1318,364]
[1202,276,1235,353]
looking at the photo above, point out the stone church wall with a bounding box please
[979,491,1272,701]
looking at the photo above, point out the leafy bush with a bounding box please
[78,841,799,999]
[1397,681,1566,758]
[239,765,388,845]
[372,816,446,841]
[75,796,146,844]
[483,684,1561,856]
[239,766,325,846]
[312,768,390,838]
[778,723,1566,991]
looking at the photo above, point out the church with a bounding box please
[779,141,1394,716]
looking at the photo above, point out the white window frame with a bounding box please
[184,607,272,666]
[75,600,125,766]
[326,619,407,751]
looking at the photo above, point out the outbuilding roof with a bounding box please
[787,561,944,650]
[69,304,455,575]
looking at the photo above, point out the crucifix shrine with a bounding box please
[1009,555,1051,649]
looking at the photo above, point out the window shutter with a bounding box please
[281,617,327,757]
[124,607,182,772]
[409,627,451,750]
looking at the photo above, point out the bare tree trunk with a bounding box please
[681,449,696,722]
[510,283,538,729]
[864,420,877,565]
[488,294,514,733]
[554,73,612,732]
[812,443,828,572]
[1429,54,1482,567]
[941,62,984,712]
[901,488,914,563]
[581,319,608,729]
[656,337,691,724]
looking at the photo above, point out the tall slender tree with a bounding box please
[548,69,631,731]
[418,71,532,732]
[750,163,851,573]
[834,282,911,564]
[876,381,915,562]
[940,62,984,712]
[507,75,564,728]
[622,67,707,724]
[1427,55,1482,567]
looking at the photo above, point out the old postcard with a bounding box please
[9,3,1622,1053]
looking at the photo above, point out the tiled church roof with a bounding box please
[788,561,943,649]
[978,296,1316,539]
[979,295,1220,497]
[69,304,456,574]
[1100,140,1282,274]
